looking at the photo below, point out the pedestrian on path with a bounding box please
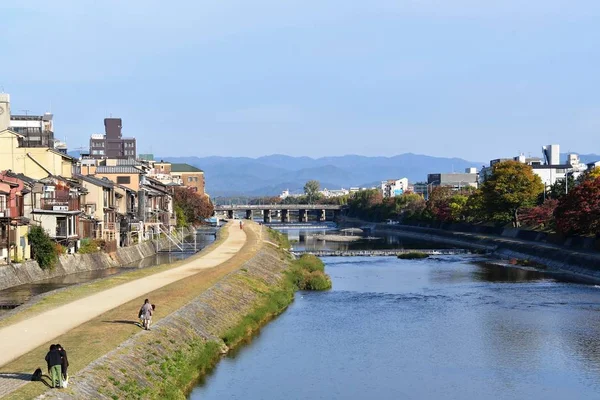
[44,345,63,388]
[139,299,153,330]
[56,344,69,386]
[240,220,243,230]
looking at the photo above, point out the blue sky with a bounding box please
[1,1,599,161]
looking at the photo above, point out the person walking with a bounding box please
[56,344,69,386]
[239,220,243,230]
[44,345,63,388]
[139,299,153,330]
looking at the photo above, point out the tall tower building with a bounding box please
[0,93,10,131]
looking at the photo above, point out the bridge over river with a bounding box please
[214,204,346,223]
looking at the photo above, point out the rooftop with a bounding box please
[170,163,203,173]
[96,166,143,174]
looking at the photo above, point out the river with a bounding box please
[190,226,600,400]
[0,228,215,313]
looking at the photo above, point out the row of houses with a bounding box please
[0,95,206,264]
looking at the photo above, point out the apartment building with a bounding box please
[89,118,136,159]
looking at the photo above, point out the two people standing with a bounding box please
[44,344,69,388]
[139,299,154,330]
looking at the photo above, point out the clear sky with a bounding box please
[1,1,599,161]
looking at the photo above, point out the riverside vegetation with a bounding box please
[397,252,430,260]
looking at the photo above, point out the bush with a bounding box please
[28,226,58,270]
[286,254,331,291]
[79,238,104,254]
[397,252,429,260]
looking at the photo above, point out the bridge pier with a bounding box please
[333,210,341,221]
[227,210,234,219]
[263,209,271,223]
[246,210,253,220]
[281,209,290,223]
[298,209,308,223]
[317,209,326,222]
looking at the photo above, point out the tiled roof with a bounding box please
[96,166,143,174]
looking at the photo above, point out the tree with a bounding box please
[28,225,58,270]
[554,177,600,235]
[448,194,469,222]
[462,189,486,223]
[425,186,453,222]
[173,187,214,225]
[304,180,321,204]
[520,199,558,229]
[547,175,575,200]
[480,161,544,227]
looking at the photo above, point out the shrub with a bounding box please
[286,254,331,291]
[28,225,58,270]
[397,252,429,260]
[79,238,104,254]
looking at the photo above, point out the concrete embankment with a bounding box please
[342,220,600,283]
[0,229,194,291]
[41,235,291,399]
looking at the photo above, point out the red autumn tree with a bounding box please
[173,187,214,225]
[426,186,454,222]
[554,177,600,235]
[520,199,558,228]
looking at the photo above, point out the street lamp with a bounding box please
[426,180,440,200]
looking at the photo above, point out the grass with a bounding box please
[286,254,332,291]
[0,222,256,400]
[0,226,229,329]
[397,252,430,260]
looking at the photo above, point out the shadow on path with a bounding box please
[0,372,31,381]
[102,319,142,328]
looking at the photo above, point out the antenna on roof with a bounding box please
[21,110,29,116]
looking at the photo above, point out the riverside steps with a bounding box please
[292,249,470,257]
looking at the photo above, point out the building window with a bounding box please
[117,176,131,184]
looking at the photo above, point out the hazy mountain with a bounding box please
[161,153,484,197]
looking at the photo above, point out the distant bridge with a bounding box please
[213,204,346,223]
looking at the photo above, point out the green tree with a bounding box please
[480,160,544,227]
[28,225,58,270]
[304,180,321,204]
[448,194,469,222]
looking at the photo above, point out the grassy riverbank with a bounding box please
[0,224,249,400]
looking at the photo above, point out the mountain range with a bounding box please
[66,151,600,197]
[159,154,486,197]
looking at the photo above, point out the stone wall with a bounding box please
[42,243,289,399]
[0,227,195,291]
[344,220,600,283]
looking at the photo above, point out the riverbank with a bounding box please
[340,218,600,284]
[37,224,295,399]
[0,223,244,399]
[0,227,196,292]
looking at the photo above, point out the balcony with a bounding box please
[40,197,80,212]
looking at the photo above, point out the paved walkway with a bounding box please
[0,222,246,369]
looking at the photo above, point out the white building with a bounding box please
[319,188,350,198]
[381,178,409,198]
[481,144,587,187]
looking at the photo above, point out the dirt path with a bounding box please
[0,222,246,369]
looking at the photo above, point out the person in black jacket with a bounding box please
[44,345,63,388]
[56,344,69,383]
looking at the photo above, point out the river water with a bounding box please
[0,228,216,313]
[190,227,600,400]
